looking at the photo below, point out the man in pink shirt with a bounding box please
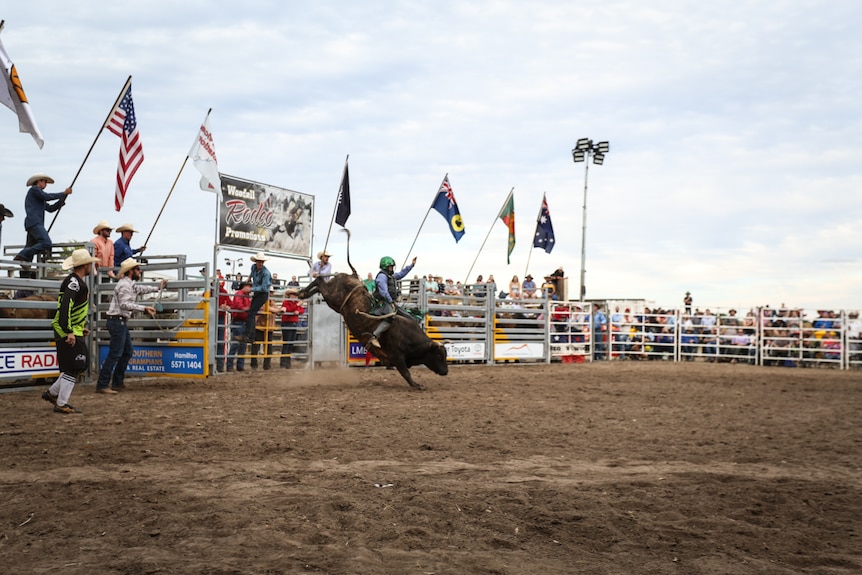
[90,220,116,281]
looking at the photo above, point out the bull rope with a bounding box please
[338,283,373,316]
[356,309,396,320]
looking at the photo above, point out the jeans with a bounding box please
[16,224,52,262]
[281,324,298,367]
[97,317,133,389]
[227,322,247,370]
[244,292,269,336]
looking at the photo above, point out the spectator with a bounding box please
[508,275,521,300]
[522,274,539,299]
[842,311,860,365]
[280,288,304,369]
[541,276,556,299]
[683,291,692,314]
[681,328,698,361]
[231,273,244,291]
[90,220,116,281]
[226,280,252,372]
[287,275,300,287]
[730,328,754,364]
[113,223,147,267]
[593,305,608,360]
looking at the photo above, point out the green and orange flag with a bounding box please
[498,188,515,264]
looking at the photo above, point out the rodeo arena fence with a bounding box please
[1,246,860,390]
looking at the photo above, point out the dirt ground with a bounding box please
[0,362,860,575]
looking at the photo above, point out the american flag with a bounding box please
[105,79,143,211]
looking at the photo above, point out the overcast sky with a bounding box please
[2,1,860,310]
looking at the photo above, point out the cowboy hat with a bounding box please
[317,250,331,259]
[250,251,267,262]
[118,258,143,276]
[0,204,12,218]
[116,223,139,233]
[26,173,54,187]
[284,287,300,295]
[61,248,98,270]
[92,220,113,234]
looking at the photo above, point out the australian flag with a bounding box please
[431,174,465,242]
[533,194,555,253]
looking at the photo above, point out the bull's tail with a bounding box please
[341,228,358,277]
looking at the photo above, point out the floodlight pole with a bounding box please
[572,138,609,302]
[579,160,590,302]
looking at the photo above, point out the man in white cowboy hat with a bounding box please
[41,248,98,414]
[0,203,13,247]
[113,223,147,268]
[237,251,272,343]
[14,173,72,265]
[311,250,332,281]
[95,258,168,393]
[90,220,116,280]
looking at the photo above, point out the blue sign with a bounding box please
[98,345,205,376]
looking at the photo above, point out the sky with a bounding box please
[1,1,860,311]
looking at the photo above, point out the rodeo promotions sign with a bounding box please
[219,174,314,259]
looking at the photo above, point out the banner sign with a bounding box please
[445,342,485,360]
[98,345,205,376]
[219,174,313,259]
[494,342,544,360]
[0,347,59,379]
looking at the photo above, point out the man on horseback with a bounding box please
[366,255,416,349]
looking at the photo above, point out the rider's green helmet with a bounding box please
[379,256,395,269]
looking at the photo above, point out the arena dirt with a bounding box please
[1,362,860,574]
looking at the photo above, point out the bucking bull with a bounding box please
[297,234,448,390]
[0,293,57,321]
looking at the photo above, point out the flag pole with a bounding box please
[48,75,132,233]
[402,173,447,265]
[524,193,544,278]
[142,108,212,248]
[323,154,348,254]
[464,187,513,285]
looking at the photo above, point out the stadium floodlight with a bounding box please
[225,257,243,274]
[572,137,610,302]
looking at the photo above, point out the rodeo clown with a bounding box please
[41,248,98,414]
[366,255,417,349]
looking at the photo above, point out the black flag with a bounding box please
[335,162,350,226]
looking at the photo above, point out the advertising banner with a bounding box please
[219,174,313,259]
[98,345,206,377]
[0,347,59,379]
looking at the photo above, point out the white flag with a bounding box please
[0,33,44,148]
[188,110,220,192]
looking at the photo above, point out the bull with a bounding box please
[0,293,57,321]
[297,235,447,390]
